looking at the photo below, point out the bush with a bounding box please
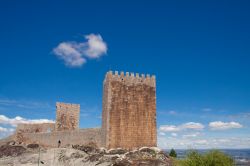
[169,148,177,158]
[181,150,205,166]
[203,150,234,166]
[175,150,234,166]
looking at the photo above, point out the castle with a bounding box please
[15,71,157,150]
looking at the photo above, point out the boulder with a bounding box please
[108,148,127,154]
[27,143,39,149]
[0,145,26,157]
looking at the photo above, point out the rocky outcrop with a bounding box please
[71,145,172,166]
[0,143,172,166]
[0,145,26,157]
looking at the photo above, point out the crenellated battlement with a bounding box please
[104,71,156,87]
[56,102,80,110]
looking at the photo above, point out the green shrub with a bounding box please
[203,150,234,166]
[174,150,234,166]
[169,148,177,158]
[182,150,204,166]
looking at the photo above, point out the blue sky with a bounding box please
[0,0,250,149]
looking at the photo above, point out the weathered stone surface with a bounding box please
[72,142,99,154]
[0,145,26,157]
[15,123,55,144]
[27,143,39,149]
[108,148,127,154]
[19,128,102,148]
[102,71,157,150]
[16,123,55,134]
[55,102,80,131]
[0,143,172,165]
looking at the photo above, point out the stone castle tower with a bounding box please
[55,102,80,131]
[102,71,157,149]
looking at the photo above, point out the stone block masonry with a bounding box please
[15,123,55,143]
[55,102,80,131]
[19,128,102,147]
[102,71,157,150]
[16,123,55,133]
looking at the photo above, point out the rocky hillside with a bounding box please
[0,143,173,166]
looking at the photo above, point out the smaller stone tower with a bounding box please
[55,102,80,131]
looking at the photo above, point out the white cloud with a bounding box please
[195,139,208,145]
[158,136,250,149]
[53,42,86,67]
[84,34,107,58]
[0,115,54,127]
[0,126,15,138]
[0,127,15,133]
[53,33,107,67]
[0,126,8,132]
[182,132,201,138]
[159,125,180,132]
[181,122,204,130]
[159,122,204,133]
[159,132,166,136]
[171,133,178,137]
[209,121,243,130]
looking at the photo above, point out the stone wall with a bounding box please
[55,102,80,131]
[102,71,157,150]
[18,128,102,147]
[15,123,55,143]
[16,123,55,133]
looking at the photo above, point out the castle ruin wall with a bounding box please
[15,123,55,143]
[16,123,55,133]
[18,128,102,147]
